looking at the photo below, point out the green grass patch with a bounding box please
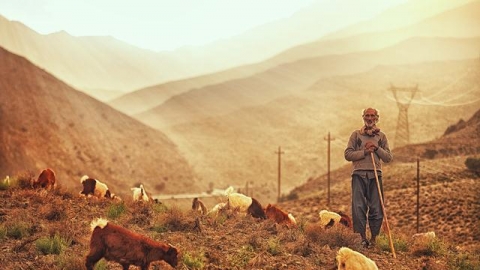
[107,202,127,219]
[35,234,72,255]
[182,251,206,269]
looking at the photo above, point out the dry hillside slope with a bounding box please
[0,47,201,196]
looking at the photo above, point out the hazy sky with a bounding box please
[1,0,406,52]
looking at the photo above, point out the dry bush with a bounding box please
[154,205,194,232]
[39,201,67,222]
[304,222,356,248]
[15,170,35,189]
[304,222,324,243]
[55,252,85,270]
[411,236,447,257]
[128,201,154,226]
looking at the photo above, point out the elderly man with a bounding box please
[344,108,393,248]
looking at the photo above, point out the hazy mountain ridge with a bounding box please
[136,36,480,131]
[162,58,480,203]
[109,0,480,116]
[323,0,476,40]
[0,47,200,196]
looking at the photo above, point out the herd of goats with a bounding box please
[2,168,436,269]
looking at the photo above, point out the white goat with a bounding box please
[336,247,378,270]
[131,184,150,202]
[224,186,252,212]
[319,210,341,227]
[207,202,227,216]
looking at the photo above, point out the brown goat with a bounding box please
[247,197,267,219]
[192,197,207,215]
[33,168,56,190]
[265,204,296,227]
[86,218,178,270]
[339,211,353,229]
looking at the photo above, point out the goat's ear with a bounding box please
[167,245,177,254]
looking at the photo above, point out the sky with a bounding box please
[0,0,406,52]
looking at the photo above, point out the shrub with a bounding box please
[267,237,282,256]
[6,222,30,239]
[279,191,299,202]
[55,253,85,270]
[0,180,10,190]
[92,259,108,270]
[465,157,480,175]
[305,223,356,248]
[155,206,192,232]
[16,171,35,189]
[448,251,480,270]
[411,236,447,257]
[151,223,169,233]
[35,234,72,255]
[228,245,254,268]
[182,251,206,269]
[376,233,409,253]
[424,149,438,159]
[107,202,126,219]
[152,202,168,213]
[0,225,6,241]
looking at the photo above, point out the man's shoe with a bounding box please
[361,239,370,249]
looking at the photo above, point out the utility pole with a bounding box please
[324,132,335,207]
[275,146,284,203]
[416,158,420,233]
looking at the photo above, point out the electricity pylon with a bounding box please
[389,84,418,148]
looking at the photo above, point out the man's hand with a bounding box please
[364,142,378,155]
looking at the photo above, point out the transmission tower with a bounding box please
[389,84,419,148]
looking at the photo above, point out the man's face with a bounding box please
[363,108,378,127]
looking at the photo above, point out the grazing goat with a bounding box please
[207,202,227,216]
[80,175,120,200]
[319,210,352,229]
[336,247,378,270]
[412,231,436,241]
[33,168,56,190]
[265,204,297,227]
[412,231,437,249]
[131,184,150,202]
[192,197,207,215]
[86,218,178,270]
[225,186,266,219]
[3,175,9,184]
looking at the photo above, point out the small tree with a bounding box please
[465,157,480,176]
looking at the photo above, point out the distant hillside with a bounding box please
[136,36,480,130]
[323,0,476,40]
[160,58,480,203]
[110,1,480,116]
[0,47,201,196]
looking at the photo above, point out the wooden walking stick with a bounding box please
[371,152,396,258]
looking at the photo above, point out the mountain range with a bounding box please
[0,0,479,203]
[0,0,477,101]
[0,47,201,196]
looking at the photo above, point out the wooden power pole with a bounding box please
[275,146,284,202]
[416,158,420,233]
[324,132,335,207]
